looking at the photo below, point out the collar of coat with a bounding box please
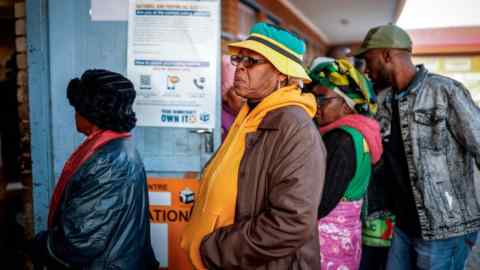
[382,64,428,104]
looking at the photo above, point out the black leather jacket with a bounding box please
[33,138,158,269]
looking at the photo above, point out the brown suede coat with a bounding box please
[200,106,326,269]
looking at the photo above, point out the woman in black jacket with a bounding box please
[31,69,158,269]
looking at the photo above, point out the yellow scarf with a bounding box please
[181,85,316,269]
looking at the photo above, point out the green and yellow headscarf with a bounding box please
[308,57,377,116]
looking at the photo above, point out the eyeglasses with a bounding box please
[315,96,343,106]
[231,55,268,68]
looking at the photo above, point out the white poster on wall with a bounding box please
[127,0,219,128]
[91,0,129,21]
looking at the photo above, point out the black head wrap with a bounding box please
[67,69,137,132]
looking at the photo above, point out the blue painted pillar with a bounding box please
[26,0,54,233]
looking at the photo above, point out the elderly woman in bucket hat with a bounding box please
[181,22,326,269]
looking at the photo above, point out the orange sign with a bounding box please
[148,178,199,270]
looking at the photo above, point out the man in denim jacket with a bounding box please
[355,24,480,270]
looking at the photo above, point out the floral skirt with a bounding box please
[318,200,363,270]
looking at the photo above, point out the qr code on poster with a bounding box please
[140,74,151,90]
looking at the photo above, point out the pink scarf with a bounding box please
[319,114,383,164]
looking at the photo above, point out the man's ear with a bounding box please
[382,49,393,64]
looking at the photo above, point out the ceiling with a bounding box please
[397,0,480,29]
[288,0,401,44]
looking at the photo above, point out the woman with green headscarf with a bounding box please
[305,57,383,270]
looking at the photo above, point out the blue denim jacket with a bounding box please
[376,65,480,240]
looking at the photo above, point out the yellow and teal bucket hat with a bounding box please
[228,22,311,83]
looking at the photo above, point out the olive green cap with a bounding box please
[354,24,412,58]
